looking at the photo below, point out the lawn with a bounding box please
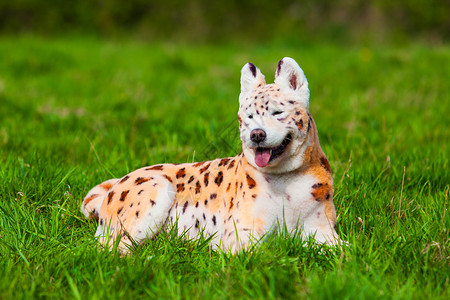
[0,36,448,299]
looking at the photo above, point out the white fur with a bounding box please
[274,57,310,110]
[239,63,266,105]
[94,176,176,250]
[168,198,223,246]
[131,178,176,241]
[249,172,338,245]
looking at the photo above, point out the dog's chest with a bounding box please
[249,172,318,231]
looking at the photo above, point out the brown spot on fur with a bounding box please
[117,207,123,215]
[204,172,210,187]
[227,160,236,169]
[320,156,332,173]
[138,189,144,195]
[246,174,256,189]
[176,168,186,179]
[163,174,173,183]
[91,209,99,220]
[107,191,115,204]
[195,181,201,194]
[248,63,257,77]
[307,112,312,132]
[182,201,188,214]
[194,161,205,167]
[177,183,185,192]
[210,193,217,200]
[296,118,304,130]
[188,175,195,183]
[146,165,164,171]
[229,197,234,210]
[84,194,99,205]
[212,215,217,226]
[215,171,224,187]
[120,190,129,202]
[135,177,151,185]
[99,182,113,191]
[311,183,331,201]
[276,59,283,76]
[199,163,211,174]
[150,199,156,206]
[226,183,231,192]
[289,74,297,89]
[136,211,139,217]
[119,176,129,184]
[219,158,230,167]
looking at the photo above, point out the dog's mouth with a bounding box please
[254,134,292,168]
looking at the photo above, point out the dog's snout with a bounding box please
[250,129,266,143]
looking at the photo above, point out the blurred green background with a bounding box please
[0,0,448,44]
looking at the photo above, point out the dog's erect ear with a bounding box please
[240,63,266,98]
[274,57,310,109]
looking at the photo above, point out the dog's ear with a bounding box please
[274,57,310,109]
[239,63,266,103]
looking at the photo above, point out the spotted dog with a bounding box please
[81,57,340,254]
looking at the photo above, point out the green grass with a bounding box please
[0,35,448,299]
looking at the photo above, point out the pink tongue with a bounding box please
[255,149,271,168]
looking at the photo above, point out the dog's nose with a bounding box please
[250,129,266,143]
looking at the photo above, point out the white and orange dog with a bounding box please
[81,57,340,253]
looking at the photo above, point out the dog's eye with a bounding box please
[248,115,253,119]
[272,111,283,116]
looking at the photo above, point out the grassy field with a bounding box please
[0,36,448,299]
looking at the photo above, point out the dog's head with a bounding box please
[238,57,312,174]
